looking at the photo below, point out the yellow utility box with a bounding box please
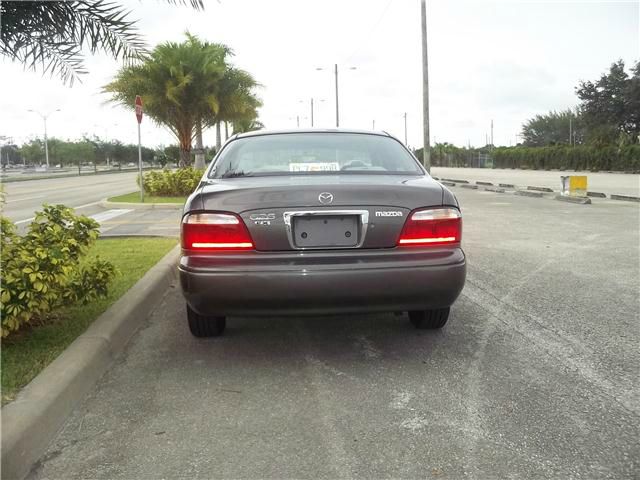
[560,175,587,197]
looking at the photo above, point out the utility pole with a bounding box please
[297,115,300,128]
[420,0,431,172]
[372,120,375,130]
[404,112,408,145]
[27,108,60,168]
[311,98,314,127]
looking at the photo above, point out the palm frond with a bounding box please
[0,0,203,84]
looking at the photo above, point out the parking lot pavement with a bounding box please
[12,205,181,238]
[97,208,181,237]
[30,190,639,479]
[432,167,640,197]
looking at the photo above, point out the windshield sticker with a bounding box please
[289,162,339,172]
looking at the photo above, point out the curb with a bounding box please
[587,191,607,198]
[554,195,592,205]
[515,190,544,198]
[1,168,155,184]
[527,186,554,193]
[610,194,640,203]
[1,245,180,480]
[99,200,184,210]
[442,178,469,184]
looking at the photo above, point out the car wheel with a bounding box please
[409,307,450,329]
[187,305,226,337]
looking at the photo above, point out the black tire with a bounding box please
[187,305,226,337]
[409,307,450,329]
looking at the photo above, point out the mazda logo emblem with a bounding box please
[318,192,334,204]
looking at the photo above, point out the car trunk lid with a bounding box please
[199,174,444,250]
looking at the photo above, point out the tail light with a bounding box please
[397,208,462,247]
[181,213,254,251]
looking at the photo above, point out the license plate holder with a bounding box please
[293,215,359,248]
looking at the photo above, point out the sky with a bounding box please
[1,0,638,150]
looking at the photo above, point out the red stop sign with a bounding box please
[135,95,143,124]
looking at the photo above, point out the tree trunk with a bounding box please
[224,122,229,141]
[178,127,192,168]
[194,119,206,170]
[179,148,190,168]
[216,121,222,151]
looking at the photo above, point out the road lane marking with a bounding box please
[5,195,46,204]
[15,216,35,225]
[73,201,101,210]
[90,209,133,224]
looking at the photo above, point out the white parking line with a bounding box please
[13,201,102,225]
[90,209,133,224]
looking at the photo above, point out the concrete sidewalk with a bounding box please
[432,167,640,197]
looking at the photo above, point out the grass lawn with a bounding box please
[108,192,187,204]
[1,237,177,405]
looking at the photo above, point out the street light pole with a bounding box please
[404,112,408,145]
[334,64,339,127]
[569,115,572,146]
[28,108,60,168]
[420,0,431,172]
[311,98,314,127]
[317,66,355,128]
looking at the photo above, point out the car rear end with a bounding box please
[179,130,466,335]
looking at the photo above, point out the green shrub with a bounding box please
[138,168,204,196]
[0,205,116,338]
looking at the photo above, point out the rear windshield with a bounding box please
[209,133,424,178]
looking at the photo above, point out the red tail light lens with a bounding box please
[397,208,462,247]
[181,213,254,251]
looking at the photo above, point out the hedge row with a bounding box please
[492,145,640,172]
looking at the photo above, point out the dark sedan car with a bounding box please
[179,129,466,336]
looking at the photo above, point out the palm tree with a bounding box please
[232,117,265,135]
[0,0,203,85]
[193,56,262,167]
[206,67,262,150]
[104,34,261,167]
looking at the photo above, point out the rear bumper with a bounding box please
[179,247,466,316]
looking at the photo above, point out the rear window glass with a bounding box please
[209,133,423,178]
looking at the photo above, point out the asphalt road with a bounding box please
[432,167,640,197]
[30,188,639,479]
[2,172,141,224]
